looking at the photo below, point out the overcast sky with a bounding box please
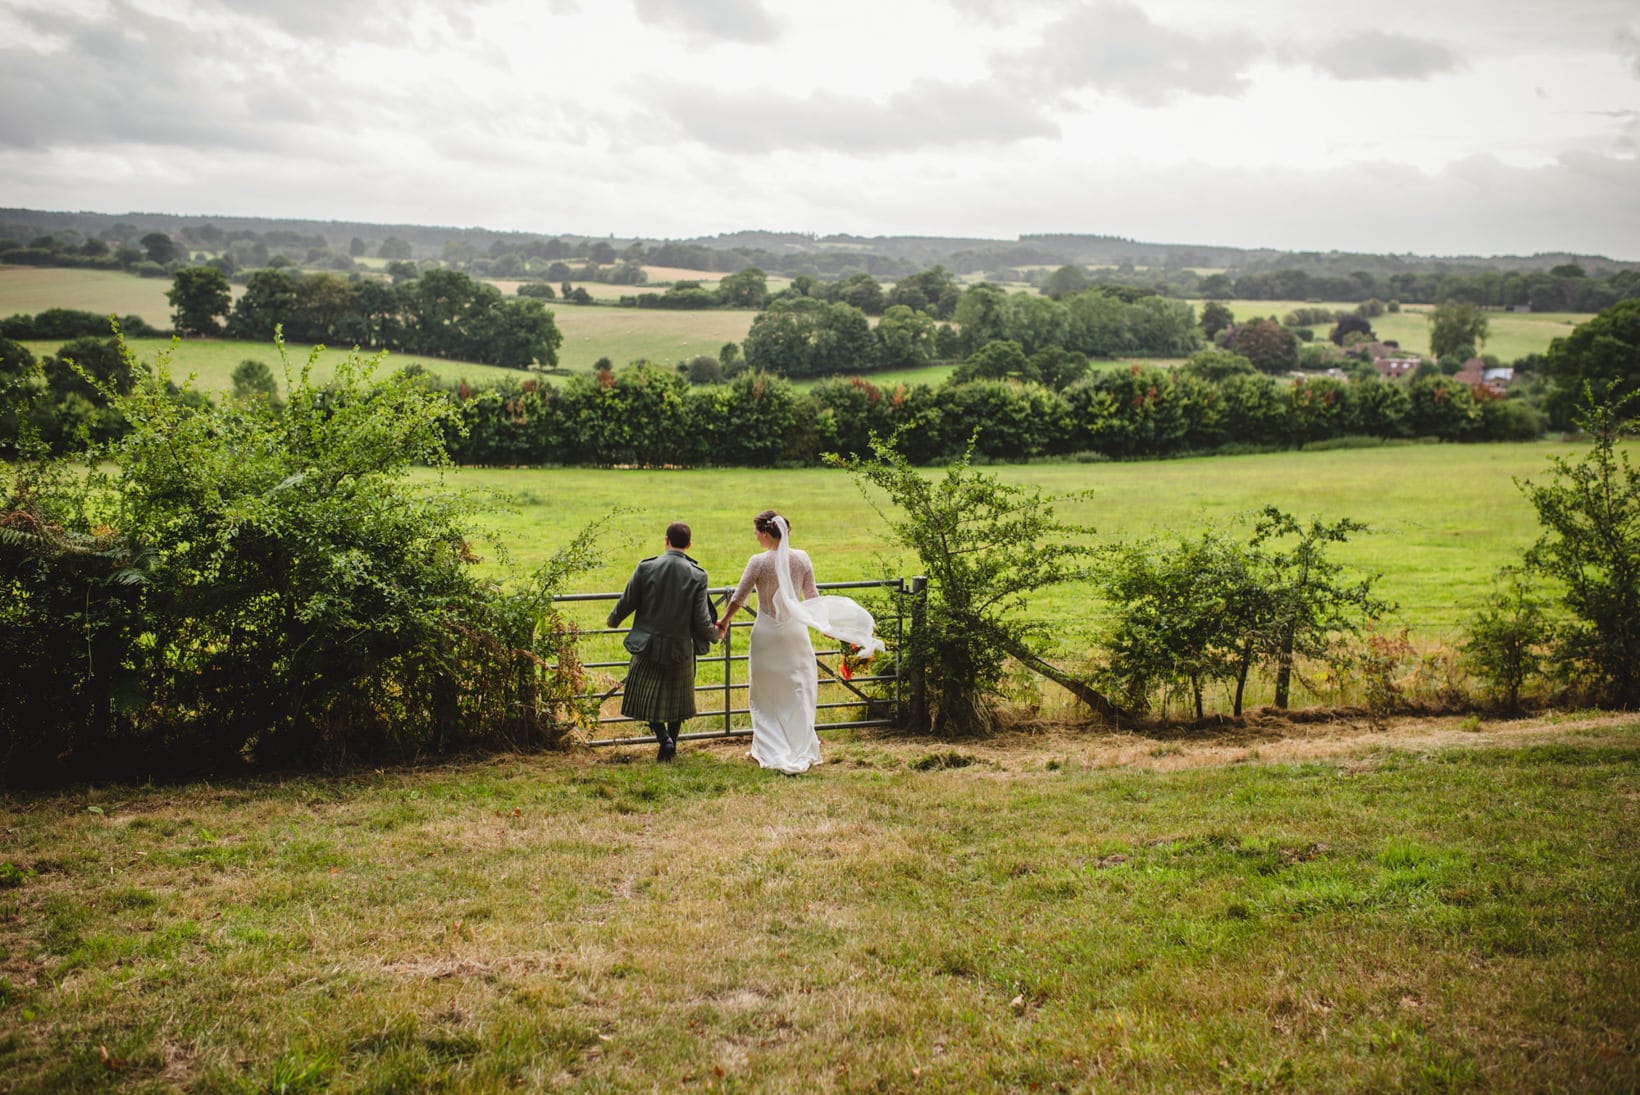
[3,0,1638,258]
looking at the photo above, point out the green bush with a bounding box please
[1461,570,1553,710]
[1,335,600,786]
[1521,386,1640,705]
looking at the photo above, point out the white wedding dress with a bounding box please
[727,517,885,774]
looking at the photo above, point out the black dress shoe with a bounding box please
[658,740,677,762]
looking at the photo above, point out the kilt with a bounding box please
[620,651,698,723]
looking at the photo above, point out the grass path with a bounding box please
[2,713,1635,1091]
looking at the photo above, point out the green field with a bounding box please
[7,269,1595,395]
[1210,299,1588,362]
[20,337,534,395]
[459,441,1582,659]
[0,266,187,327]
[2,716,1634,1091]
[549,304,759,371]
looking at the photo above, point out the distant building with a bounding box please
[1372,352,1421,379]
[1454,358,1487,386]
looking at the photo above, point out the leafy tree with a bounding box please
[1180,347,1256,382]
[1003,292,1070,355]
[1064,291,1133,356]
[827,272,885,315]
[1231,318,1300,374]
[742,298,876,378]
[1329,312,1374,346]
[953,283,1009,354]
[830,437,1123,735]
[1248,508,1386,708]
[1199,300,1234,340]
[0,337,44,457]
[230,359,280,405]
[378,237,412,260]
[467,298,563,368]
[682,354,723,385]
[874,304,937,367]
[1519,387,1640,704]
[1540,299,1640,427]
[227,269,302,340]
[953,339,1032,384]
[1199,273,1233,299]
[1029,347,1090,391]
[1043,265,1091,300]
[717,267,768,309]
[290,272,358,343]
[887,266,960,319]
[140,232,176,265]
[1094,530,1259,718]
[1427,299,1489,361]
[45,337,136,405]
[2,335,606,782]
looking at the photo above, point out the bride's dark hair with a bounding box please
[753,510,786,541]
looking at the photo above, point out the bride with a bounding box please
[716,510,885,774]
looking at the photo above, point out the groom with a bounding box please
[608,521,719,761]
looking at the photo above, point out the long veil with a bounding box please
[770,516,886,659]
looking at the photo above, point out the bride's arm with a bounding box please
[797,551,819,600]
[717,555,760,637]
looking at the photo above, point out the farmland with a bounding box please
[1200,299,1587,362]
[5,268,1597,395]
[459,440,1577,646]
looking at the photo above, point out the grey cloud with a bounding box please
[0,2,369,153]
[647,78,1058,153]
[631,0,782,45]
[211,0,394,39]
[995,2,1264,106]
[1312,30,1463,81]
[1617,25,1640,78]
[209,0,502,45]
[945,0,1040,21]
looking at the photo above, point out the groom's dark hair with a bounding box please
[666,522,691,548]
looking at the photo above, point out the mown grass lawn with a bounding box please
[1,715,1635,1091]
[454,440,1592,645]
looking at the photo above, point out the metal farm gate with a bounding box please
[552,577,925,747]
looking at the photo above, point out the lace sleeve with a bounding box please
[726,554,761,614]
[795,550,819,600]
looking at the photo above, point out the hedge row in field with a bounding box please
[443,363,1542,467]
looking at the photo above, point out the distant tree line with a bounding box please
[0,225,359,280]
[19,299,1635,465]
[0,308,164,340]
[165,266,562,368]
[1025,262,1640,313]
